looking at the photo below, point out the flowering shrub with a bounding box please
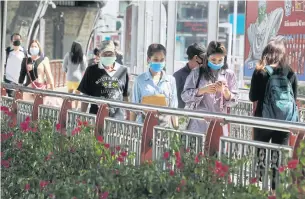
[1,106,304,198]
[274,140,305,199]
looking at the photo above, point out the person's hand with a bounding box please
[26,64,33,71]
[215,81,226,92]
[223,84,231,100]
[197,84,217,95]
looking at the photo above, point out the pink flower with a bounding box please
[83,121,88,126]
[111,151,115,156]
[278,166,286,173]
[163,151,170,159]
[77,118,82,126]
[268,196,276,199]
[49,194,55,198]
[117,156,124,162]
[115,146,121,151]
[287,159,299,169]
[186,148,190,153]
[250,177,257,184]
[56,123,61,131]
[176,161,184,169]
[39,180,49,189]
[176,186,181,192]
[20,121,30,132]
[0,151,3,158]
[24,183,30,191]
[1,106,9,112]
[25,116,31,122]
[180,179,186,186]
[198,152,204,157]
[1,159,10,168]
[120,151,127,157]
[16,140,23,149]
[100,191,109,199]
[97,136,104,143]
[1,132,14,142]
[175,151,181,161]
[104,143,110,149]
[169,170,175,176]
[194,156,199,164]
[214,161,229,178]
[71,127,81,136]
[4,110,13,117]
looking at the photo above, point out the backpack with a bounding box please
[262,66,299,122]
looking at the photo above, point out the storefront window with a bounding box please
[175,1,209,67]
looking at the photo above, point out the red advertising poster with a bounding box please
[244,0,305,81]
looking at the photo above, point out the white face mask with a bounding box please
[30,47,40,56]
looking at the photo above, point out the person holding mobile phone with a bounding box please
[181,41,238,134]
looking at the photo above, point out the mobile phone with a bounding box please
[216,81,225,85]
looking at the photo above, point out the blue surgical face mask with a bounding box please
[207,61,224,70]
[30,47,40,56]
[100,57,116,67]
[149,62,165,72]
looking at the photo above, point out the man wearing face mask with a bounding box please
[173,43,206,108]
[4,33,27,97]
[77,40,129,119]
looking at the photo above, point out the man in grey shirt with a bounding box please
[173,43,206,108]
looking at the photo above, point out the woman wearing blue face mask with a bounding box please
[77,40,129,119]
[131,44,178,128]
[181,41,238,134]
[19,40,54,90]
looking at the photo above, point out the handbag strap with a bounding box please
[25,58,35,83]
[26,57,46,89]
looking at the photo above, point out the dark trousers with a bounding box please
[4,78,17,97]
[254,129,289,189]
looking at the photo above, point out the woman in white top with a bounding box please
[63,41,87,108]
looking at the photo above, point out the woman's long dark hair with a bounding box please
[256,40,287,71]
[70,41,83,64]
[201,41,228,82]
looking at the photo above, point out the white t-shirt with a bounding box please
[5,48,26,83]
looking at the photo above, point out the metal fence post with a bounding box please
[141,110,158,163]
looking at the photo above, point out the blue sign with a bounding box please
[228,14,245,35]
[105,36,111,41]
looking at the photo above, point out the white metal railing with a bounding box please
[38,104,60,125]
[219,136,293,191]
[1,96,14,109]
[0,96,14,120]
[103,117,143,166]
[228,100,253,139]
[3,83,305,133]
[16,100,33,125]
[66,110,96,135]
[152,126,206,161]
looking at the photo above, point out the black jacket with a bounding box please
[249,66,298,117]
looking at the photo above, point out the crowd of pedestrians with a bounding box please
[3,33,300,134]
